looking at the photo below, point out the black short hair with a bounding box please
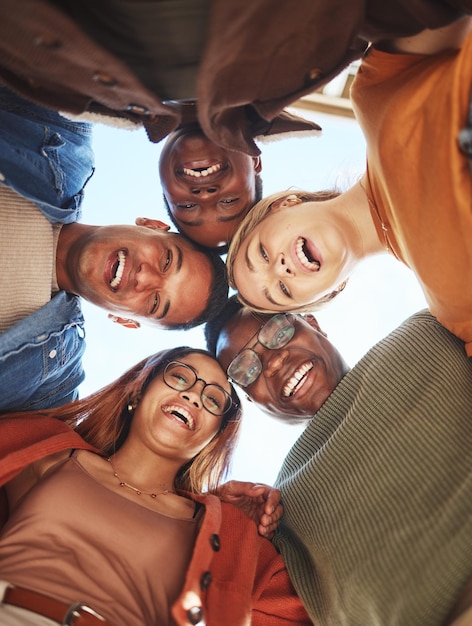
[167,244,229,331]
[162,173,263,255]
[204,295,244,355]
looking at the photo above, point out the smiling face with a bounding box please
[216,309,349,423]
[159,127,262,248]
[130,353,232,462]
[231,197,352,311]
[62,223,212,327]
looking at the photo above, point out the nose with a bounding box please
[191,185,219,197]
[263,349,289,378]
[181,384,203,409]
[277,254,294,276]
[134,262,162,292]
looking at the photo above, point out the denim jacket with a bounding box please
[0,88,94,410]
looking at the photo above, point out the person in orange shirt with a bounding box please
[227,17,472,356]
[0,346,310,626]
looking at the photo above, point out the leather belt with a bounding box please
[3,585,110,625]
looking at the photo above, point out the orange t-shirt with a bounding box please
[351,31,472,356]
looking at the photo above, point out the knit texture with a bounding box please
[274,310,472,626]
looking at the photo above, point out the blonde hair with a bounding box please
[226,189,347,313]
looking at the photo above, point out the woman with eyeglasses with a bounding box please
[0,346,311,626]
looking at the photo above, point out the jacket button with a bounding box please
[307,67,322,81]
[187,606,203,625]
[126,103,150,116]
[210,534,220,552]
[34,34,62,49]
[92,71,118,87]
[200,571,212,591]
[48,349,57,359]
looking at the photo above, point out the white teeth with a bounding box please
[296,237,320,271]
[163,405,195,430]
[283,362,313,397]
[182,163,222,178]
[110,250,126,289]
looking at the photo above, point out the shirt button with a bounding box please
[200,571,212,591]
[48,349,57,359]
[210,534,220,552]
[307,67,322,81]
[126,103,150,116]
[92,71,118,87]
[34,34,62,49]
[187,606,203,625]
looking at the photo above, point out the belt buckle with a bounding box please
[62,601,106,625]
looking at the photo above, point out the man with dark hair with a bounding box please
[0,88,228,412]
[205,298,472,625]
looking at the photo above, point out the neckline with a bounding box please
[72,451,198,523]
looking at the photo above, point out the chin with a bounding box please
[262,405,312,425]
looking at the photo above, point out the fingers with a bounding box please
[260,486,282,515]
[257,503,284,539]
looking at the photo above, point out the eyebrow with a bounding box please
[177,205,248,227]
[155,245,182,321]
[244,243,285,308]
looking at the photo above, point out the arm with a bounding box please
[215,480,283,539]
[251,542,313,625]
[379,15,471,54]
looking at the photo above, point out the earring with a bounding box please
[127,403,135,414]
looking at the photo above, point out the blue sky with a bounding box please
[79,107,427,485]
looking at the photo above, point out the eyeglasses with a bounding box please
[227,314,295,388]
[163,361,233,417]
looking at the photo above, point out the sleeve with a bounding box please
[251,538,313,626]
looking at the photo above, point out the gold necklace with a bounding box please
[359,180,398,259]
[107,456,175,499]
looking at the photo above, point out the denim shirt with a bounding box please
[0,88,94,410]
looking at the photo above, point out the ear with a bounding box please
[301,313,325,335]
[252,156,262,174]
[135,217,171,231]
[108,314,141,329]
[270,194,302,211]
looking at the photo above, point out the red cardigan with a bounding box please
[0,415,311,625]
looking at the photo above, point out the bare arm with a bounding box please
[379,15,472,54]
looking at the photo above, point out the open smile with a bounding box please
[162,404,196,430]
[178,159,228,182]
[293,237,321,272]
[282,361,314,398]
[107,249,128,291]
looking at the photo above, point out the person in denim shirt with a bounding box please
[0,89,228,411]
[0,88,94,412]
